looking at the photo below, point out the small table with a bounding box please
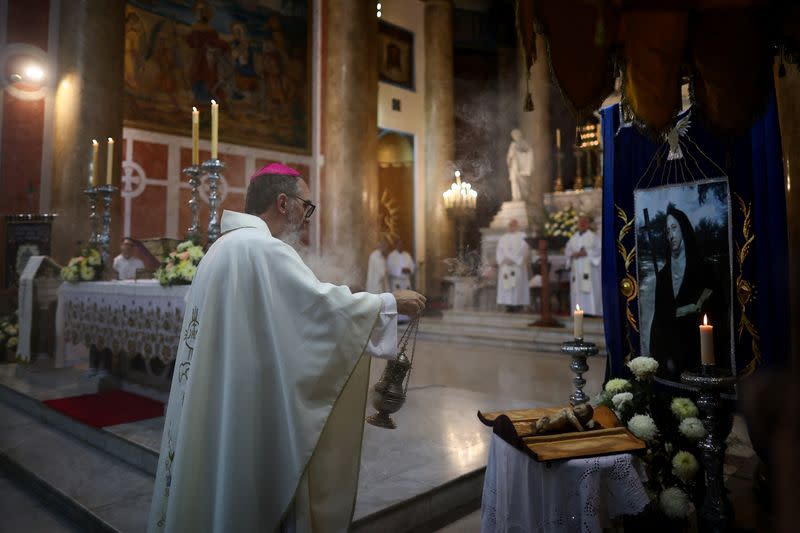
[481,435,650,532]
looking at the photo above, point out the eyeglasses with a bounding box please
[290,195,316,219]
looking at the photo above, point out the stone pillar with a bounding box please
[519,34,553,232]
[774,65,800,367]
[321,0,379,284]
[424,0,455,296]
[51,0,124,264]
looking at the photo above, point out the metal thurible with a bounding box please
[183,165,202,244]
[201,158,225,245]
[560,337,598,405]
[95,184,117,266]
[681,366,737,533]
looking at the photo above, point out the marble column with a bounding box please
[321,0,379,285]
[51,0,124,264]
[519,34,553,232]
[424,0,455,296]
[774,65,800,366]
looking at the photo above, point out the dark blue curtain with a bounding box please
[601,97,789,382]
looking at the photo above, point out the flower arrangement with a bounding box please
[543,205,579,239]
[0,311,19,361]
[61,247,103,282]
[155,240,204,286]
[596,356,704,523]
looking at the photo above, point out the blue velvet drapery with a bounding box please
[600,98,789,382]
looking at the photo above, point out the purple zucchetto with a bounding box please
[250,163,301,181]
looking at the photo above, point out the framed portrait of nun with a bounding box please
[633,178,734,388]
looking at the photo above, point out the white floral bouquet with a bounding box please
[595,356,704,524]
[0,311,19,361]
[61,247,103,282]
[543,205,579,240]
[155,240,204,286]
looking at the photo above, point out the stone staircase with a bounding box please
[418,310,606,354]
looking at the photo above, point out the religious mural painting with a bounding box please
[633,179,734,387]
[378,21,414,91]
[124,0,311,154]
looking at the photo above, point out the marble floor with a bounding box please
[0,472,81,533]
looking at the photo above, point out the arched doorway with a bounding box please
[377,130,414,251]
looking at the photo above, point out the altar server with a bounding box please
[496,219,531,310]
[148,164,426,533]
[565,215,603,316]
[366,239,390,293]
[387,239,415,291]
[113,237,145,280]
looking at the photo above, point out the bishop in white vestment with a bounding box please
[147,164,426,533]
[565,216,603,316]
[495,219,531,308]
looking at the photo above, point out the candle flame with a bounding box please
[211,99,217,105]
[703,314,708,326]
[575,304,581,312]
[192,106,198,112]
[107,137,113,143]
[92,139,98,146]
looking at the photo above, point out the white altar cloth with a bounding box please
[481,434,650,533]
[55,280,189,368]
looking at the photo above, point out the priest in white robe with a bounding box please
[495,219,531,310]
[387,239,415,291]
[565,215,603,316]
[366,239,389,294]
[147,164,426,533]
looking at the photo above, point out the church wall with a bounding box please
[0,0,57,216]
[377,1,426,285]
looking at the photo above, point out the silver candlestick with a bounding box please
[201,158,224,245]
[560,337,598,405]
[96,184,117,266]
[681,366,737,532]
[84,186,99,246]
[183,165,202,244]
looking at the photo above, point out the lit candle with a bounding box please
[573,304,584,339]
[210,99,219,159]
[106,137,114,185]
[192,107,199,166]
[556,128,561,150]
[90,139,99,187]
[700,314,714,366]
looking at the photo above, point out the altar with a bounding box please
[56,280,188,388]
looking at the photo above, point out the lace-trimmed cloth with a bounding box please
[481,435,649,532]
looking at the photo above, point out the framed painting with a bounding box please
[633,178,734,389]
[378,21,414,91]
[124,0,311,154]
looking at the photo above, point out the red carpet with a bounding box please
[43,390,165,428]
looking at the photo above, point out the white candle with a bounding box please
[192,107,199,166]
[556,128,561,150]
[90,139,99,187]
[210,100,219,159]
[700,314,714,366]
[106,137,114,185]
[573,304,584,339]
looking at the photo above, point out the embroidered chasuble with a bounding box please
[148,211,397,533]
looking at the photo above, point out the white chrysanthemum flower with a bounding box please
[659,487,690,519]
[87,251,101,266]
[176,241,193,252]
[605,378,631,395]
[671,397,699,420]
[4,324,18,337]
[7,336,17,348]
[627,356,659,380]
[79,264,95,281]
[611,392,634,411]
[188,246,204,262]
[628,414,658,442]
[679,417,706,440]
[672,451,699,481]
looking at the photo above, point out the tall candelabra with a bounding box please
[560,337,598,405]
[95,184,117,265]
[442,171,477,258]
[84,186,99,246]
[183,165,202,243]
[201,158,225,245]
[681,367,737,532]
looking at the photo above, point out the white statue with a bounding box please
[506,128,534,202]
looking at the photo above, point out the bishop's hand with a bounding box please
[393,290,427,317]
